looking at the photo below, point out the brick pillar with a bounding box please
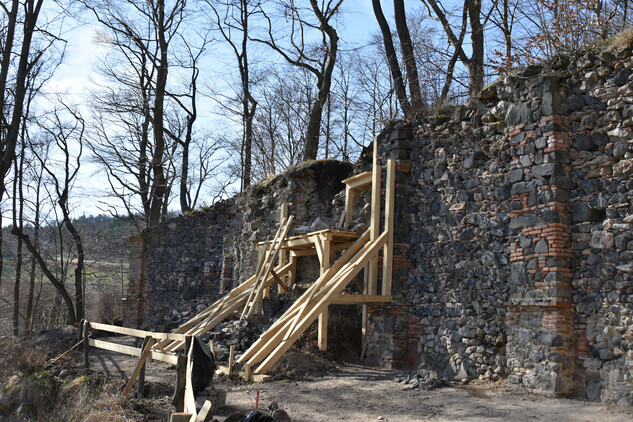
[366,126,416,369]
[123,235,147,328]
[506,115,576,396]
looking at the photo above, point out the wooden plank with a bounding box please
[382,160,396,296]
[90,322,187,341]
[242,216,293,319]
[196,401,213,422]
[330,294,393,304]
[341,171,373,189]
[255,233,388,373]
[216,365,270,382]
[184,340,197,421]
[123,336,155,395]
[368,139,381,296]
[228,345,235,374]
[318,308,328,351]
[170,414,194,422]
[87,339,179,365]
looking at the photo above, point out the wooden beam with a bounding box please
[254,233,388,373]
[238,231,370,365]
[123,336,155,396]
[83,322,90,369]
[196,401,212,422]
[318,308,328,351]
[330,294,393,304]
[382,160,396,296]
[184,339,197,420]
[89,322,187,341]
[368,139,381,296]
[270,269,289,293]
[341,171,373,189]
[88,339,179,365]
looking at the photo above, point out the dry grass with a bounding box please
[605,28,633,53]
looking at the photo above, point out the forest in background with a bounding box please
[2,0,633,337]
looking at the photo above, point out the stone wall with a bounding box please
[123,160,353,331]
[125,48,633,404]
[366,50,633,403]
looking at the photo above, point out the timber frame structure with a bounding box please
[81,141,395,420]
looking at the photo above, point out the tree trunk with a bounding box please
[149,0,169,228]
[393,0,424,112]
[467,0,485,95]
[372,0,411,116]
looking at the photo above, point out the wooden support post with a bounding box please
[228,345,235,375]
[83,322,90,369]
[78,319,85,344]
[318,307,328,351]
[288,253,297,290]
[137,336,151,398]
[209,341,215,359]
[172,355,187,413]
[360,305,368,355]
[368,138,381,295]
[382,160,396,296]
[123,336,155,397]
[244,363,252,382]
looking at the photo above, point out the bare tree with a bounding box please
[206,0,259,190]
[254,0,343,161]
[421,0,492,95]
[83,0,187,228]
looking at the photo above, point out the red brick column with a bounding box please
[122,235,147,328]
[506,115,576,396]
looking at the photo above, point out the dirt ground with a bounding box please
[88,337,633,422]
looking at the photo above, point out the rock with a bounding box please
[614,159,633,176]
[310,216,335,231]
[613,141,628,158]
[573,134,596,151]
[271,409,291,422]
[591,230,614,249]
[505,103,530,127]
[614,69,631,85]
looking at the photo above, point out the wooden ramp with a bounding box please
[153,215,295,354]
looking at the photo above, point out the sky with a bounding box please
[42,0,395,219]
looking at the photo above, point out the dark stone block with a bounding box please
[506,103,530,127]
[510,168,524,183]
[614,69,631,86]
[534,238,549,254]
[623,104,633,119]
[592,133,609,146]
[535,137,548,149]
[511,181,537,195]
[550,176,574,189]
[532,163,563,178]
[573,134,596,151]
[510,214,539,230]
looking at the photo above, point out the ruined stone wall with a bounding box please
[367,50,633,404]
[125,48,633,405]
[123,160,353,331]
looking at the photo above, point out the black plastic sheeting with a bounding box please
[243,411,274,422]
[191,337,216,393]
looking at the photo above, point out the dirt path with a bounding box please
[217,365,633,422]
[87,338,633,421]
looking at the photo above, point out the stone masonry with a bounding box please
[127,47,633,404]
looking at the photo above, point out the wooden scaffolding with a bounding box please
[81,142,395,420]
